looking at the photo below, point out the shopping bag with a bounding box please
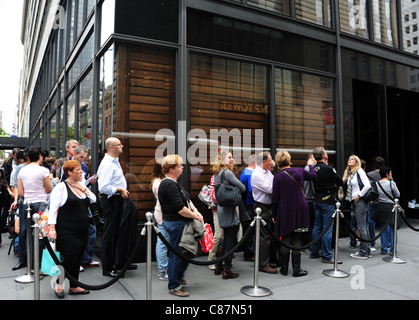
[199,223,214,253]
[41,249,61,276]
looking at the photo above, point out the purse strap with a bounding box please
[282,170,305,195]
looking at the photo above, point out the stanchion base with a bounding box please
[241,286,272,297]
[15,274,34,284]
[383,256,406,264]
[322,269,350,278]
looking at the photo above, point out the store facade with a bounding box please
[21,0,419,219]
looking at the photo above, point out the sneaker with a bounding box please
[158,270,168,280]
[350,252,368,260]
[79,266,84,272]
[208,264,215,270]
[170,287,189,297]
[82,260,100,268]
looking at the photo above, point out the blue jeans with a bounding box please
[156,223,169,272]
[367,203,377,247]
[381,225,394,254]
[81,225,97,264]
[162,219,188,291]
[310,202,335,261]
[19,202,43,265]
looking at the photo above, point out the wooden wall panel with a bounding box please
[114,45,175,219]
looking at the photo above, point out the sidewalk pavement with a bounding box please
[1,219,419,305]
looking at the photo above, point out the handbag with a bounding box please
[41,245,61,277]
[199,223,214,253]
[198,184,217,209]
[357,173,379,202]
[214,170,241,207]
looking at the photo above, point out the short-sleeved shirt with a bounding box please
[18,164,50,203]
[158,178,189,222]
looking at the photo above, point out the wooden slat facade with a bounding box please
[113,44,175,218]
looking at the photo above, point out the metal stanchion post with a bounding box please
[15,201,34,284]
[383,199,406,264]
[141,212,154,300]
[32,213,41,300]
[241,207,272,297]
[323,202,349,278]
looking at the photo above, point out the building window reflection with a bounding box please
[339,0,369,39]
[401,0,419,54]
[247,0,290,14]
[371,0,398,48]
[275,69,335,166]
[79,70,93,150]
[295,0,331,27]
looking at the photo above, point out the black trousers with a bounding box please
[100,195,124,273]
[253,202,272,268]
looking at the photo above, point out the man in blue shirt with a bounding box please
[97,137,130,277]
[240,154,256,261]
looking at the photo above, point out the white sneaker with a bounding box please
[350,252,368,260]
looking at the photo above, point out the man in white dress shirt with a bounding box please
[97,137,130,277]
[251,151,277,274]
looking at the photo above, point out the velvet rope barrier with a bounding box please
[41,231,144,291]
[155,222,255,266]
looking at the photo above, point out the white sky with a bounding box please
[0,0,24,135]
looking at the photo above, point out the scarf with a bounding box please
[345,171,356,201]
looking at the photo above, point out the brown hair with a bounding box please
[63,160,82,177]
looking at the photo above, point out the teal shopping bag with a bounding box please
[41,249,61,276]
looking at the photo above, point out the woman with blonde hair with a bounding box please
[212,150,245,279]
[272,150,316,277]
[343,155,371,259]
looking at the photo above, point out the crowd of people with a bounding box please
[150,147,403,297]
[0,137,137,299]
[0,141,402,299]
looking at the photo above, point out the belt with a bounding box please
[322,195,332,201]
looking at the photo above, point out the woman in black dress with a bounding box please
[48,160,97,298]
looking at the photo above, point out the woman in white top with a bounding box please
[343,155,371,259]
[48,160,96,298]
[17,147,52,270]
[151,160,169,280]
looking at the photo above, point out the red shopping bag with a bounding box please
[199,223,214,253]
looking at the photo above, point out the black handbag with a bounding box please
[214,170,241,207]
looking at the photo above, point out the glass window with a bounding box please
[114,0,178,43]
[247,0,290,15]
[188,10,335,73]
[67,91,76,141]
[79,70,93,149]
[339,0,369,39]
[58,105,64,157]
[371,0,398,48]
[99,45,115,150]
[275,69,335,166]
[100,0,115,47]
[401,0,419,54]
[68,0,76,53]
[295,0,332,27]
[190,53,270,211]
[68,32,94,89]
